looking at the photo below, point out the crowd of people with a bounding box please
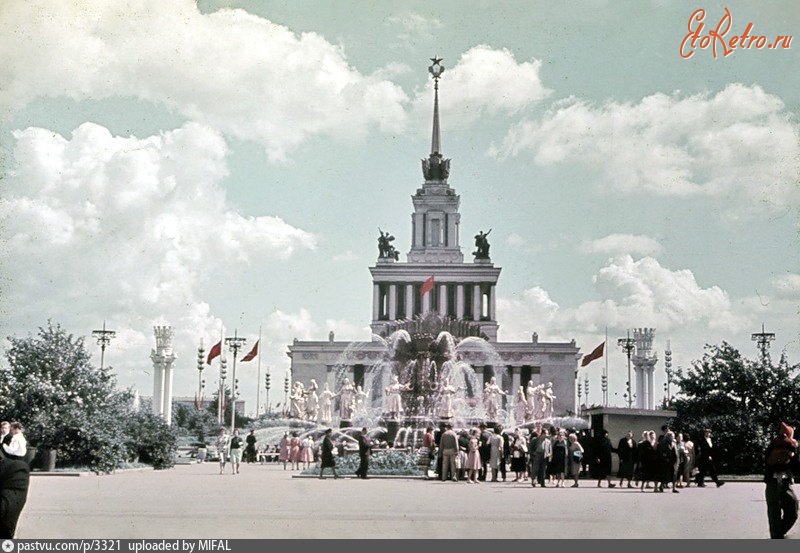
[424,422,726,493]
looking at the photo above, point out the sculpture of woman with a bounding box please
[338,378,357,420]
[542,382,556,420]
[355,385,370,417]
[514,386,528,425]
[384,375,411,420]
[525,381,537,422]
[305,379,319,421]
[319,383,336,423]
[532,383,546,419]
[482,376,507,422]
[437,377,460,419]
[289,382,306,419]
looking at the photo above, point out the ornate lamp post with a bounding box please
[265,370,271,414]
[584,375,589,407]
[284,372,290,416]
[225,330,247,435]
[218,357,227,424]
[92,321,116,370]
[618,330,635,408]
[664,340,673,404]
[577,381,582,415]
[196,341,206,410]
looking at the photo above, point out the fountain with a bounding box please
[323,313,512,443]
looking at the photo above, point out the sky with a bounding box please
[0,0,798,415]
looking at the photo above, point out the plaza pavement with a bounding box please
[18,462,780,539]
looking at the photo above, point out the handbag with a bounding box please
[572,450,583,462]
[512,450,521,459]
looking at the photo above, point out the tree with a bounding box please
[669,342,800,474]
[0,321,176,472]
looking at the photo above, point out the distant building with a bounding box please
[287,59,580,416]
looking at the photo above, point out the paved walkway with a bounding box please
[18,463,781,538]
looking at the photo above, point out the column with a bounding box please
[489,285,496,321]
[511,366,521,395]
[472,284,481,321]
[422,290,431,315]
[647,367,655,410]
[456,285,464,319]
[152,361,164,416]
[635,366,645,409]
[405,284,414,318]
[162,360,174,425]
[438,284,447,314]
[372,284,380,321]
[388,284,397,320]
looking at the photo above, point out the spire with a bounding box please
[430,56,443,155]
[422,56,450,182]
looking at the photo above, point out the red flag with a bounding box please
[206,340,222,365]
[581,341,605,367]
[420,276,435,297]
[241,340,259,362]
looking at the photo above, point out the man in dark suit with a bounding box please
[440,424,459,482]
[764,422,799,539]
[695,428,725,487]
[0,456,30,538]
[355,427,371,479]
[617,430,638,488]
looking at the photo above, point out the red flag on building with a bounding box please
[241,340,259,362]
[206,340,222,365]
[581,341,605,367]
[420,275,435,297]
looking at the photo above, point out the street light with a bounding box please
[218,357,227,424]
[92,321,116,370]
[265,371,271,414]
[225,330,247,435]
[618,330,635,408]
[664,340,673,403]
[196,341,205,410]
[284,372,290,416]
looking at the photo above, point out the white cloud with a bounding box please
[412,46,552,128]
[0,0,409,162]
[498,255,749,342]
[0,122,316,394]
[579,234,663,257]
[492,84,800,215]
[772,273,800,299]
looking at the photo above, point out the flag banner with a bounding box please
[420,275,435,296]
[206,340,222,365]
[581,341,605,367]
[241,340,259,362]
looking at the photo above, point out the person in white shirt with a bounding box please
[3,423,27,462]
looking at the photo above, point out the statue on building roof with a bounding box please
[473,229,492,260]
[378,228,400,261]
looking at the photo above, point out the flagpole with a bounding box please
[604,326,609,407]
[255,326,262,419]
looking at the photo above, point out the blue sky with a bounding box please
[1,0,798,414]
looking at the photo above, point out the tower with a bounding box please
[150,326,177,425]
[369,57,500,340]
[631,328,657,410]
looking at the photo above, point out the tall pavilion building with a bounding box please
[287,58,580,415]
